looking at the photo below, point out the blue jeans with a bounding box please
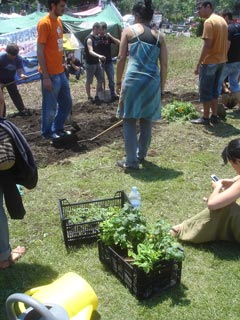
[0,188,11,261]
[218,61,240,94]
[41,72,72,137]
[199,63,225,102]
[103,62,115,97]
[123,118,152,168]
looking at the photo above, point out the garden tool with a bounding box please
[16,272,98,320]
[2,72,40,88]
[78,119,123,143]
[102,61,106,102]
[6,293,69,320]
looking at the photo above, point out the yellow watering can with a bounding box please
[16,272,98,320]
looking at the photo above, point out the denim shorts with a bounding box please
[218,61,240,94]
[86,63,103,85]
[199,63,225,102]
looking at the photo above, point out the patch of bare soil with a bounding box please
[4,80,199,167]
[8,100,121,167]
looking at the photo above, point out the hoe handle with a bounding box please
[90,119,123,141]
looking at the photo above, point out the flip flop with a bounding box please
[9,246,26,263]
[0,260,11,270]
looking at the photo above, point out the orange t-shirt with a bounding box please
[37,14,64,75]
[202,13,228,64]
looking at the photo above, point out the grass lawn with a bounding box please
[1,35,240,320]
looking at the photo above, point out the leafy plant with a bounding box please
[162,100,199,122]
[68,205,120,224]
[99,204,147,251]
[99,207,184,273]
[129,220,184,273]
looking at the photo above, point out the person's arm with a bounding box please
[17,68,27,79]
[0,88,4,117]
[227,39,231,52]
[107,32,120,45]
[207,179,240,210]
[116,28,129,94]
[194,38,212,75]
[87,38,106,62]
[16,56,27,79]
[37,42,52,90]
[70,59,80,71]
[159,33,168,94]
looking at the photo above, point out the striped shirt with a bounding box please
[0,127,15,170]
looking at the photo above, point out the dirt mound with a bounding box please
[8,100,121,167]
[6,89,198,167]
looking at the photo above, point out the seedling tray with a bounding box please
[58,190,129,247]
[98,240,182,300]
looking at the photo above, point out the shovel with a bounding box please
[78,119,123,144]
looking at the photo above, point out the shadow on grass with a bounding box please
[99,263,190,308]
[0,262,102,319]
[0,263,58,319]
[227,108,240,120]
[125,160,183,181]
[203,118,240,138]
[138,283,190,308]
[188,241,240,261]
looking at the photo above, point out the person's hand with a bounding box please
[221,178,236,189]
[116,83,121,95]
[194,63,200,75]
[211,179,223,190]
[99,55,106,62]
[20,73,28,80]
[43,78,52,91]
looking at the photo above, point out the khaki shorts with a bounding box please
[86,63,103,85]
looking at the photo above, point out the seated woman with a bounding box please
[171,138,240,243]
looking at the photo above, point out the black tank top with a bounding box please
[130,25,160,47]
[84,34,100,65]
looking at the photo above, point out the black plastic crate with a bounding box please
[58,190,129,247]
[98,240,182,300]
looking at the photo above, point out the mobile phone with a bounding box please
[211,174,219,182]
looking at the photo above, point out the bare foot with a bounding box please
[9,246,26,263]
[170,224,182,237]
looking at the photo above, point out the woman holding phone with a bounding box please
[171,138,240,243]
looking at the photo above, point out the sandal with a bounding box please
[9,246,26,263]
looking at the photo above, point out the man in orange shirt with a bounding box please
[37,0,72,139]
[191,1,228,125]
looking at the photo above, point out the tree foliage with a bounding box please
[1,0,240,18]
[114,0,240,19]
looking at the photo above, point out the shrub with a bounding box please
[162,100,199,122]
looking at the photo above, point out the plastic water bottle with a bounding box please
[129,186,141,208]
